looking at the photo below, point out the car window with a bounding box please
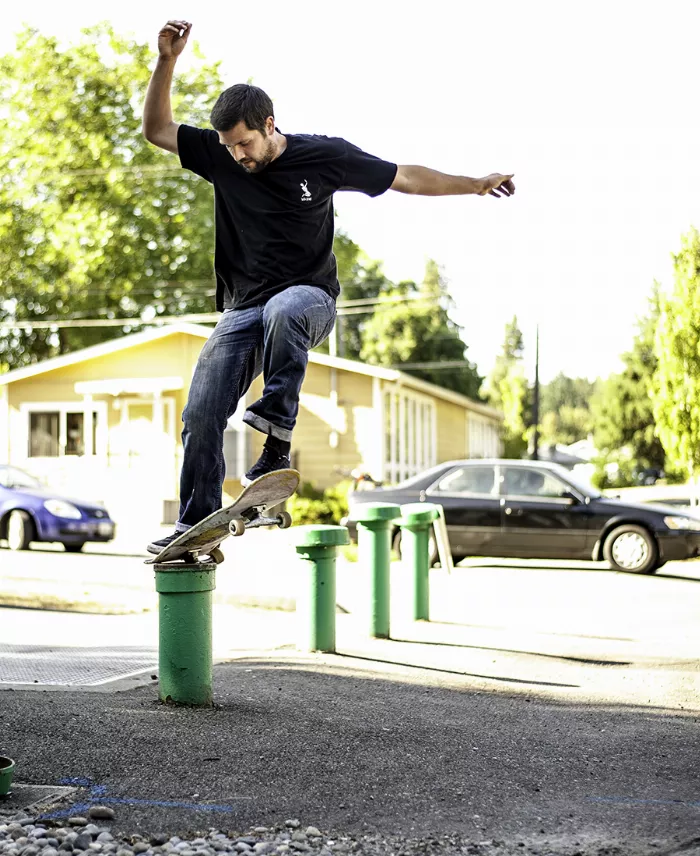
[500,467,572,499]
[431,466,496,496]
[0,467,41,489]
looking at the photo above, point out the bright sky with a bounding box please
[3,0,700,384]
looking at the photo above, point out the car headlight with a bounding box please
[663,515,700,531]
[43,500,82,520]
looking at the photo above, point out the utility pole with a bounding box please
[531,324,540,461]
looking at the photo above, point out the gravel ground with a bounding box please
[2,814,695,856]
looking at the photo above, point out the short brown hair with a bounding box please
[210,84,274,134]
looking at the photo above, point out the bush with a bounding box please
[288,479,352,526]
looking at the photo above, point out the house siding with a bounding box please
[2,327,503,517]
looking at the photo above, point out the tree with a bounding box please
[540,372,597,414]
[0,24,225,370]
[651,228,700,481]
[359,260,483,399]
[319,230,395,359]
[537,372,597,447]
[482,316,528,457]
[591,282,666,479]
[482,316,524,405]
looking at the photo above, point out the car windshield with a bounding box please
[560,469,601,499]
[393,464,453,489]
[0,466,42,489]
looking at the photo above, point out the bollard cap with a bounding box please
[398,502,440,526]
[293,524,350,548]
[354,502,401,523]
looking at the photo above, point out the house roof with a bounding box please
[0,322,502,420]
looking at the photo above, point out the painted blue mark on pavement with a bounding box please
[38,778,249,820]
[589,796,700,809]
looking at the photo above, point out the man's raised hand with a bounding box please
[480,174,516,198]
[158,20,192,58]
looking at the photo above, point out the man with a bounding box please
[143,19,515,554]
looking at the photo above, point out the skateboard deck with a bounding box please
[145,468,300,566]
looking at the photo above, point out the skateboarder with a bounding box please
[143,19,515,554]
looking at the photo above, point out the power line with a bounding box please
[389,361,476,370]
[0,293,444,329]
[0,314,219,330]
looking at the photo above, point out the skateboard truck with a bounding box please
[146,469,300,568]
[229,508,292,536]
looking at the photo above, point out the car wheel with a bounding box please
[7,510,34,551]
[392,529,440,567]
[63,543,86,553]
[603,524,658,574]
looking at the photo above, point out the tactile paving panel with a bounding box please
[0,645,157,686]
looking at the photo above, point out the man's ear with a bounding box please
[265,116,275,136]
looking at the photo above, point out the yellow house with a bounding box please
[0,323,503,523]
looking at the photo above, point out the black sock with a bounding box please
[265,435,291,457]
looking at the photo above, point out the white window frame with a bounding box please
[20,401,108,459]
[467,412,501,459]
[383,386,436,483]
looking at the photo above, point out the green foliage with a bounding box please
[287,480,351,526]
[359,260,483,399]
[532,372,598,449]
[483,316,528,456]
[540,372,597,415]
[539,404,594,447]
[0,24,224,369]
[320,231,395,359]
[482,315,524,406]
[591,282,665,474]
[651,229,700,476]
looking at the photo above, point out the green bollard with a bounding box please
[355,503,401,638]
[294,525,349,653]
[154,563,216,707]
[0,756,15,796]
[398,503,440,621]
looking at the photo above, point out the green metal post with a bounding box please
[294,525,349,652]
[356,503,400,638]
[0,756,15,796]
[398,503,440,621]
[154,563,216,707]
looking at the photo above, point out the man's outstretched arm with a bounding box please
[390,165,515,198]
[142,19,192,154]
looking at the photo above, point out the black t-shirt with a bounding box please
[177,125,398,310]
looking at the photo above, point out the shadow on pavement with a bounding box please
[386,636,632,666]
[2,655,697,851]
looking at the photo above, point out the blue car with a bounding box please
[0,465,116,553]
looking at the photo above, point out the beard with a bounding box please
[238,138,276,174]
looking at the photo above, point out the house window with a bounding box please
[468,413,501,458]
[383,389,436,483]
[66,412,85,456]
[26,405,104,458]
[29,413,60,457]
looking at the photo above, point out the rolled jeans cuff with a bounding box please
[242,410,293,442]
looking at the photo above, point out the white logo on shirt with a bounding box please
[300,179,312,201]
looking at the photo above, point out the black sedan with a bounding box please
[344,459,700,574]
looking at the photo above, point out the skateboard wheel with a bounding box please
[276,511,292,530]
[229,518,246,537]
[208,547,225,564]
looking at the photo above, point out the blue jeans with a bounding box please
[177,285,336,529]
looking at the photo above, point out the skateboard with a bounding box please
[145,468,300,566]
